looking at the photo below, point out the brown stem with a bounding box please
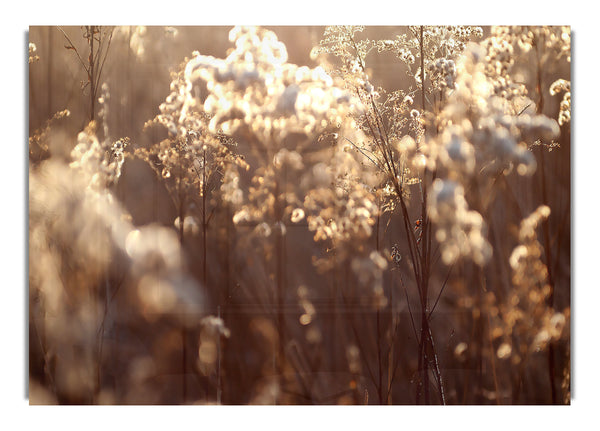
[539,149,558,404]
[376,305,383,404]
[272,162,286,391]
[181,328,187,403]
[474,250,484,404]
[375,202,384,404]
[47,27,53,119]
[341,290,379,395]
[487,314,501,405]
[202,147,207,288]
[535,34,558,404]
[420,26,426,115]
[88,26,95,122]
[177,139,187,404]
[417,308,430,404]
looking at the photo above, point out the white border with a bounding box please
[3,1,597,429]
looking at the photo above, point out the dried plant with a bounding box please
[29,25,571,405]
[29,42,40,63]
[59,26,114,121]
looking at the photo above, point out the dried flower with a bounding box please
[29,42,39,63]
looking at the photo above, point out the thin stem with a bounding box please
[427,325,446,404]
[47,27,53,119]
[94,28,113,97]
[177,138,187,404]
[417,300,430,404]
[376,305,383,404]
[375,201,384,404]
[535,32,558,404]
[428,264,454,319]
[89,26,95,121]
[341,290,379,395]
[420,26,426,114]
[217,305,222,404]
[487,313,501,405]
[271,144,287,388]
[402,279,419,343]
[202,147,208,288]
[57,27,89,74]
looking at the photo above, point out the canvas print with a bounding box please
[28,26,571,405]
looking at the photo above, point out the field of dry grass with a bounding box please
[28,25,571,406]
